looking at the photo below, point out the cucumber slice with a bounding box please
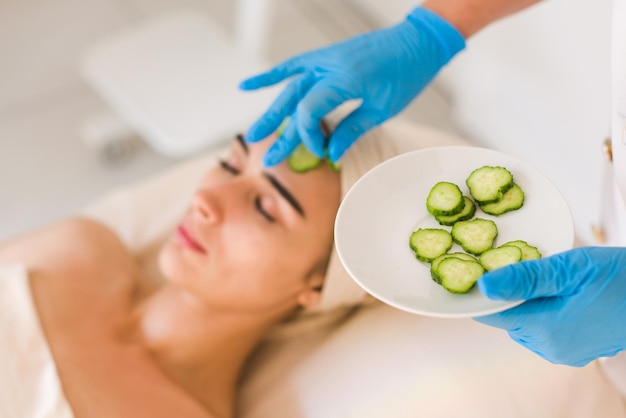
[466,166,514,204]
[451,218,498,255]
[426,182,464,216]
[502,240,542,260]
[479,245,522,271]
[276,117,290,136]
[287,144,321,173]
[435,196,476,226]
[281,116,340,173]
[409,228,453,262]
[326,158,340,172]
[480,183,525,216]
[430,252,477,284]
[437,257,485,294]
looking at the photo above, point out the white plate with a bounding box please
[334,146,574,318]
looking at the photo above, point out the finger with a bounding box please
[327,107,384,162]
[477,250,585,301]
[239,55,307,90]
[294,79,360,158]
[263,118,300,167]
[245,73,315,143]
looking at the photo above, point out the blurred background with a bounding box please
[0,0,611,245]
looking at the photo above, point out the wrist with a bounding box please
[405,7,466,64]
[421,0,543,38]
[420,0,482,38]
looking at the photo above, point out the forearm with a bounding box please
[422,0,542,38]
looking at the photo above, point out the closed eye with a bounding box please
[218,158,275,223]
[255,196,275,223]
[218,159,240,175]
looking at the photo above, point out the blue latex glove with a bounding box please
[474,247,626,367]
[239,7,465,166]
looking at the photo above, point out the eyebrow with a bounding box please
[235,133,248,154]
[234,132,304,218]
[263,173,305,218]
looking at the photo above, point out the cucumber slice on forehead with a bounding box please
[287,144,321,173]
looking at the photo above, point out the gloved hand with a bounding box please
[239,7,465,166]
[474,246,626,367]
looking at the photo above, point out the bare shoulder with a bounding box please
[0,217,133,273]
[66,346,221,418]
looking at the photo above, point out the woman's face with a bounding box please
[158,134,341,314]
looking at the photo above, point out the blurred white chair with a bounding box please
[79,4,279,159]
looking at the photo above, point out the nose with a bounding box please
[191,188,223,224]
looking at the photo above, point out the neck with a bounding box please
[130,285,285,417]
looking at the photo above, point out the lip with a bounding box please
[175,225,207,254]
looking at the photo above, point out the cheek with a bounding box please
[224,231,303,294]
[157,221,316,309]
[158,240,207,285]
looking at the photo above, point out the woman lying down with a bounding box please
[0,123,625,418]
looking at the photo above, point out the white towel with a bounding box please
[0,264,73,418]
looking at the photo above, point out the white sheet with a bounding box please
[240,302,626,418]
[0,264,73,418]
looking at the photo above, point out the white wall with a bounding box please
[440,0,612,245]
[353,0,612,245]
